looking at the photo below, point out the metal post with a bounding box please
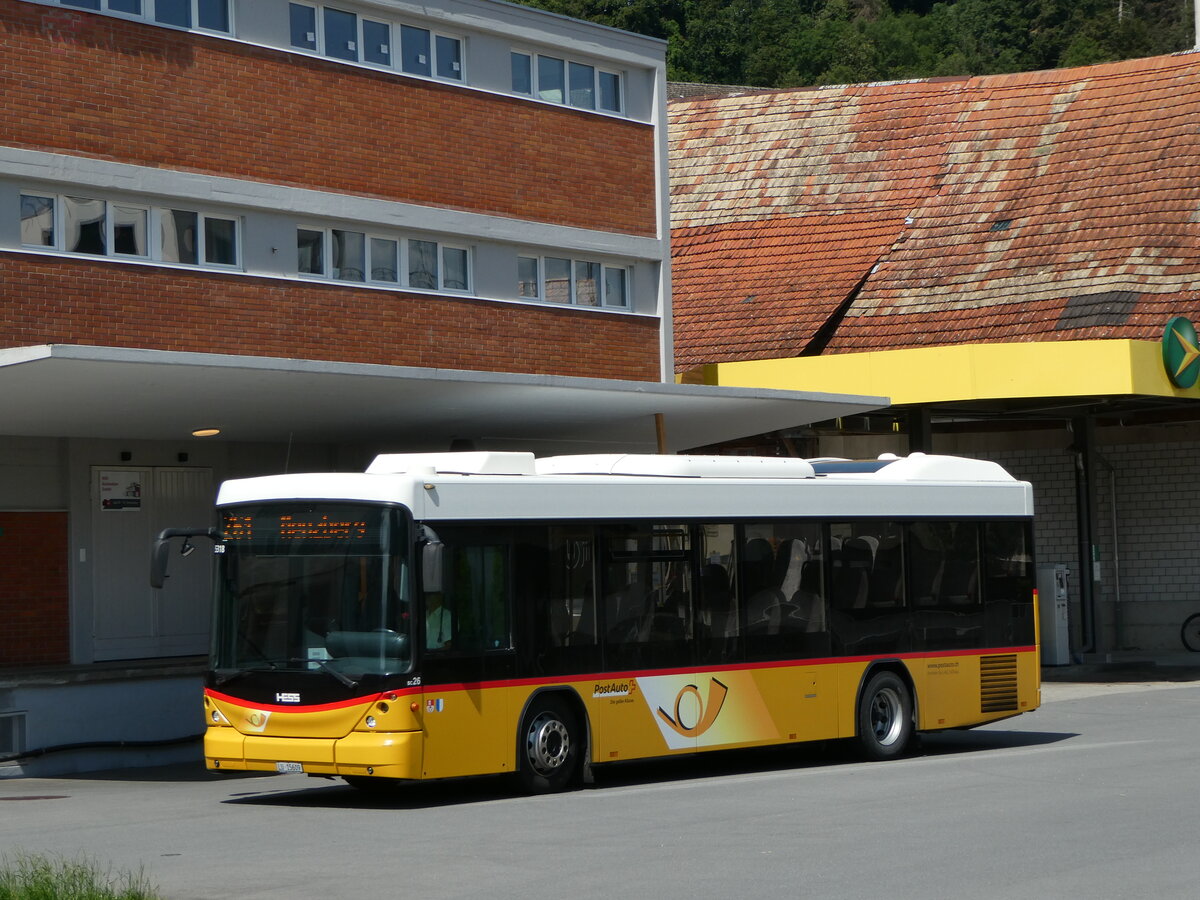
[1071,416,1098,654]
[907,407,932,453]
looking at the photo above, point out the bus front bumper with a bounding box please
[205,727,423,780]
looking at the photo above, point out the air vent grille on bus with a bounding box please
[980,654,1019,713]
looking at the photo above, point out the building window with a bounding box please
[574,260,599,306]
[513,51,623,114]
[408,239,437,289]
[569,62,595,109]
[155,0,191,27]
[289,4,462,81]
[443,246,469,291]
[298,227,470,293]
[400,24,431,76]
[332,229,365,281]
[59,0,231,32]
[544,256,571,304]
[604,265,628,308]
[64,196,107,256]
[537,56,564,104]
[323,7,358,62]
[371,237,398,282]
[435,34,462,79]
[289,3,317,50]
[20,195,55,248]
[297,229,325,275]
[20,193,240,269]
[511,52,532,95]
[521,254,630,308]
[112,204,148,257]
[599,71,621,112]
[161,209,198,264]
[517,256,538,298]
[363,18,391,66]
[204,216,238,266]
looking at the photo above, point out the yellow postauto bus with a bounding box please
[152,451,1040,793]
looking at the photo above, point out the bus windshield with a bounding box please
[212,502,413,681]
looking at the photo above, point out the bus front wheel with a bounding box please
[517,697,580,794]
[856,670,913,761]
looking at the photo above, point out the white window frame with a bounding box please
[440,243,471,293]
[297,224,472,294]
[20,191,242,270]
[287,3,464,82]
[109,200,151,259]
[512,50,623,115]
[519,254,631,309]
[56,0,233,34]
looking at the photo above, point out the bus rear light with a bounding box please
[365,716,377,729]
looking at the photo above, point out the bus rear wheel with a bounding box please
[856,670,913,761]
[518,697,580,794]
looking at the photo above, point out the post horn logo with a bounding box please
[1163,316,1200,388]
[656,678,729,738]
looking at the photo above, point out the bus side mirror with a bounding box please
[150,537,173,589]
[150,527,222,589]
[422,540,444,594]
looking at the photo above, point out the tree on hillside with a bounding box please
[518,0,1196,85]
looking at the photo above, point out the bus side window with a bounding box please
[601,524,691,668]
[742,522,828,660]
[983,521,1035,646]
[524,526,598,676]
[430,534,511,653]
[830,521,909,656]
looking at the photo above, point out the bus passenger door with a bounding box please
[418,536,515,779]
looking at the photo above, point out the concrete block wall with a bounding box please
[941,427,1200,652]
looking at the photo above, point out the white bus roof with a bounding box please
[216,452,1033,520]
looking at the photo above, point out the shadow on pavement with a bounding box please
[51,763,272,784]
[220,726,1075,810]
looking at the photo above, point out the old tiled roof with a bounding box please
[670,53,1200,370]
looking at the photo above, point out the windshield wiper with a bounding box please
[214,663,277,686]
[288,658,359,689]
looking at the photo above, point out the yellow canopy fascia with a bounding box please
[691,340,1195,406]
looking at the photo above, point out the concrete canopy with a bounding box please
[0,345,887,453]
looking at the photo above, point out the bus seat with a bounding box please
[774,539,809,599]
[743,538,775,595]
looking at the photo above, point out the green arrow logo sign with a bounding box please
[1163,316,1200,388]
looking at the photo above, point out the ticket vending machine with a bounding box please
[1036,565,1070,666]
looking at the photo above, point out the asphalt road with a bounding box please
[2,681,1199,900]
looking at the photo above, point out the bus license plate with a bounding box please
[275,761,303,774]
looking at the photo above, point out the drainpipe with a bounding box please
[1095,451,1124,650]
[1071,416,1098,654]
[907,407,933,453]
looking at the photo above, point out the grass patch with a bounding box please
[0,852,162,900]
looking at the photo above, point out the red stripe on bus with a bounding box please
[204,685,420,713]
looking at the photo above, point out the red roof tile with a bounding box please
[670,53,1200,369]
